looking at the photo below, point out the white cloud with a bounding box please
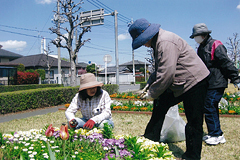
[118,33,131,41]
[0,40,27,51]
[237,4,240,10]
[35,0,56,4]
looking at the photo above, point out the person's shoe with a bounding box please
[205,134,226,145]
[202,135,211,141]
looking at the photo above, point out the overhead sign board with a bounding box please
[80,9,104,27]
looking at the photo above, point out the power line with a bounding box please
[0,24,50,33]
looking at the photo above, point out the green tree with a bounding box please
[36,69,46,80]
[86,64,96,73]
[17,63,25,72]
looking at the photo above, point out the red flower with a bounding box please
[45,124,55,137]
[60,124,69,140]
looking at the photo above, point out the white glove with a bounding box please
[142,91,154,100]
[139,84,149,99]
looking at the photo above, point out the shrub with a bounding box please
[17,63,25,72]
[102,84,119,95]
[17,71,39,85]
[0,84,63,93]
[0,87,78,114]
[36,69,46,80]
[140,82,147,89]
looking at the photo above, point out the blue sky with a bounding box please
[0,0,240,67]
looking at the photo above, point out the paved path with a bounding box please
[119,84,140,93]
[0,105,64,123]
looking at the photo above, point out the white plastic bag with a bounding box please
[160,105,186,143]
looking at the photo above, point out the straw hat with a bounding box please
[79,73,103,91]
[128,18,160,50]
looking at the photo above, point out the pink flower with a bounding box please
[60,124,69,140]
[45,124,55,137]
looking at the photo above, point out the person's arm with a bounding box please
[214,44,240,84]
[90,91,112,124]
[148,41,179,99]
[65,93,79,121]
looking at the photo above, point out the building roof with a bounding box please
[120,60,150,66]
[0,48,23,60]
[98,66,130,74]
[6,54,83,68]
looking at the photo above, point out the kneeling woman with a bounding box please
[65,73,114,130]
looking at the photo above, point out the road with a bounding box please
[119,84,140,93]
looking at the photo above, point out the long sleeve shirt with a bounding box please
[65,90,112,124]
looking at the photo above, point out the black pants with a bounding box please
[144,79,208,160]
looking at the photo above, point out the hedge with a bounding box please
[140,82,147,90]
[0,87,78,114]
[102,84,119,95]
[0,84,63,93]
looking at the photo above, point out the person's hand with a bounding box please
[83,119,95,129]
[139,84,149,99]
[69,119,78,128]
[142,92,153,100]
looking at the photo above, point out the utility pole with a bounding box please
[57,0,62,84]
[131,18,135,85]
[114,10,119,85]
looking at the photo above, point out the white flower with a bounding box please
[103,147,108,150]
[29,154,34,158]
[72,155,76,158]
[42,145,46,148]
[23,148,28,152]
[28,151,33,154]
[25,143,30,146]
[50,140,54,144]
[19,137,23,141]
[75,151,78,154]
[1,146,5,149]
[44,155,49,159]
[55,150,60,152]
[32,152,37,155]
[29,147,34,150]
[14,146,19,149]
[14,134,20,138]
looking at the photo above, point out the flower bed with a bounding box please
[0,124,175,160]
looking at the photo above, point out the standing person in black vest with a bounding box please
[190,23,240,145]
[129,18,210,160]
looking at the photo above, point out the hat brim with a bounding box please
[190,30,212,39]
[132,23,160,50]
[79,82,103,91]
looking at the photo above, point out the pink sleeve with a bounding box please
[211,40,223,60]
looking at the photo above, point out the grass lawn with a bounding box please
[0,110,240,160]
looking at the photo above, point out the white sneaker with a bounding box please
[205,135,226,145]
[202,135,211,141]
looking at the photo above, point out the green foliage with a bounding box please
[0,84,63,93]
[102,123,114,139]
[86,64,96,73]
[17,63,25,72]
[25,69,35,73]
[0,87,78,114]
[102,84,119,95]
[140,82,147,89]
[36,69,46,80]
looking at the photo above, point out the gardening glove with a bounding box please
[139,84,149,99]
[69,119,78,128]
[142,91,153,100]
[83,119,95,129]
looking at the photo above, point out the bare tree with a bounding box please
[146,48,155,73]
[50,0,91,86]
[226,33,240,68]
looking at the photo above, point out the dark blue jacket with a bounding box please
[197,35,240,89]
